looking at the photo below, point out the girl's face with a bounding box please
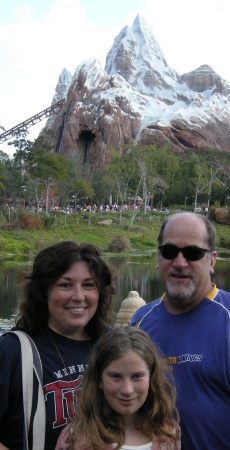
[47,261,99,339]
[100,350,150,424]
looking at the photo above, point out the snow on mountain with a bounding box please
[43,14,230,167]
[73,58,110,91]
[52,67,72,103]
[105,15,190,103]
[45,67,72,129]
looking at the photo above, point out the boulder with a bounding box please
[114,291,146,328]
[97,220,113,227]
[208,206,230,225]
[214,208,230,225]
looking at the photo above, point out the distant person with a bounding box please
[0,241,115,450]
[130,212,230,449]
[55,326,181,450]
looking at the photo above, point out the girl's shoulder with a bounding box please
[157,425,181,450]
[158,440,180,450]
[55,426,70,450]
[55,426,114,450]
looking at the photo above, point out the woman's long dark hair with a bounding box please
[16,241,115,337]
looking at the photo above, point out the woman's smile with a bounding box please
[47,261,99,339]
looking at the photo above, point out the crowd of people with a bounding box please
[0,211,230,450]
[50,202,142,214]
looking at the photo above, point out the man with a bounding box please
[130,212,230,450]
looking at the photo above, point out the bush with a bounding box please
[20,214,42,230]
[219,235,230,249]
[1,221,20,231]
[42,215,56,229]
[0,214,7,224]
[108,236,131,253]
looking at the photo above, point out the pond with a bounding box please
[0,255,230,334]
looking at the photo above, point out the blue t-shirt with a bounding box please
[130,286,230,450]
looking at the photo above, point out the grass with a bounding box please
[0,209,229,262]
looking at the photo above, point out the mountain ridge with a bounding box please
[42,14,230,169]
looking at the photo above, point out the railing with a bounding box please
[0,99,65,144]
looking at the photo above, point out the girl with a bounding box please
[55,326,180,450]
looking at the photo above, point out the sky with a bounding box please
[0,0,229,157]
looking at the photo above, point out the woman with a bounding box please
[56,327,180,450]
[0,241,115,450]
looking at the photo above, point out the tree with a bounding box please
[68,179,95,210]
[63,149,93,208]
[0,152,10,198]
[184,149,230,209]
[95,148,138,223]
[4,131,40,210]
[29,148,71,214]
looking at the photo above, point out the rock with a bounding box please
[97,220,113,227]
[181,65,229,95]
[214,208,230,224]
[114,291,146,328]
[208,206,230,225]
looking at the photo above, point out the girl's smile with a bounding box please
[100,350,150,424]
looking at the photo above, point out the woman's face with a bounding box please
[47,261,99,339]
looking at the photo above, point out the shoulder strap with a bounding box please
[4,330,46,450]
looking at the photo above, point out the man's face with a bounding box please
[157,215,216,313]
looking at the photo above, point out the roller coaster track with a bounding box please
[0,99,65,144]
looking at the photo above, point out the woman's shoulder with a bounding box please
[0,332,23,383]
[0,331,22,356]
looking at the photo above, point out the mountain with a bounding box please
[44,67,72,130]
[42,14,230,169]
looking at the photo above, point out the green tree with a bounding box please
[62,149,93,208]
[68,179,95,210]
[29,148,71,214]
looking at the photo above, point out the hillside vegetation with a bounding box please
[0,209,229,263]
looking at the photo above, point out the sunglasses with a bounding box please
[158,244,212,261]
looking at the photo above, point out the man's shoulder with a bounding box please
[130,297,162,326]
[218,288,230,298]
[213,288,230,310]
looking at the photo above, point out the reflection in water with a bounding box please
[0,266,25,333]
[0,256,229,333]
[109,255,163,323]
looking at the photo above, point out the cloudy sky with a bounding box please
[0,0,229,156]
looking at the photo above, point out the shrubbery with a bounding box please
[219,235,230,249]
[20,214,42,230]
[42,215,56,229]
[108,236,131,253]
[0,208,229,259]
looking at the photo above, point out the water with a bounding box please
[0,255,230,334]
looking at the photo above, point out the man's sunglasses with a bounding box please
[158,244,212,261]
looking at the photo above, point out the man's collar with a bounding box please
[161,283,218,302]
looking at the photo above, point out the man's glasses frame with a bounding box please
[158,244,212,261]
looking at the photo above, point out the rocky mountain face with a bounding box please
[43,15,230,170]
[45,68,72,130]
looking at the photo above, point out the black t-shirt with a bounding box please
[0,328,96,450]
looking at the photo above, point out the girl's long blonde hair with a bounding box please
[65,326,180,450]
